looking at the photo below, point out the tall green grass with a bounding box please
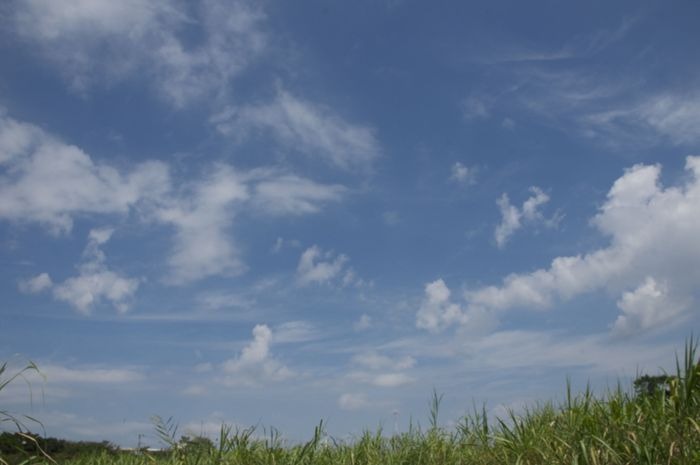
[4,339,700,464]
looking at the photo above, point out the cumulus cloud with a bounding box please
[220,324,293,386]
[212,89,381,171]
[12,0,267,106]
[416,279,468,332]
[450,162,476,185]
[18,272,53,294]
[51,229,140,314]
[156,167,345,284]
[0,115,170,234]
[53,271,139,314]
[1,113,347,286]
[451,157,700,336]
[19,229,139,314]
[612,277,688,337]
[296,246,348,286]
[494,186,551,248]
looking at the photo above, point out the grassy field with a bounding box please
[2,341,700,465]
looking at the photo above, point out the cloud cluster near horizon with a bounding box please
[418,157,700,336]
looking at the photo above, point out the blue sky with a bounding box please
[2,0,700,447]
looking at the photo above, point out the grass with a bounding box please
[3,339,700,465]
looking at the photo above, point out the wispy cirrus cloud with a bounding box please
[212,88,382,171]
[490,67,700,149]
[249,171,346,216]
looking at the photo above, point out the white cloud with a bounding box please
[251,173,346,215]
[158,168,346,284]
[462,96,491,121]
[182,384,208,396]
[494,186,550,248]
[0,115,45,164]
[220,324,293,386]
[634,94,700,146]
[577,93,700,148]
[354,314,372,331]
[508,65,700,148]
[272,321,319,344]
[347,351,415,388]
[382,211,400,226]
[15,0,168,40]
[13,0,267,107]
[0,115,170,234]
[341,268,369,288]
[54,271,139,314]
[271,237,284,253]
[52,229,140,314]
[194,362,214,374]
[450,162,476,185]
[213,89,381,171]
[270,237,302,254]
[338,393,369,411]
[195,290,253,312]
[1,113,348,286]
[371,373,414,388]
[458,329,675,375]
[18,229,139,314]
[157,165,249,284]
[297,245,349,286]
[612,277,688,336]
[416,279,468,332]
[454,157,700,336]
[351,352,415,371]
[18,272,53,294]
[346,371,414,388]
[42,364,143,384]
[502,118,516,129]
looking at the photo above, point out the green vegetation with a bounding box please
[3,340,700,465]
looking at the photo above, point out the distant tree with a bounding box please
[633,374,672,398]
[179,435,214,452]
